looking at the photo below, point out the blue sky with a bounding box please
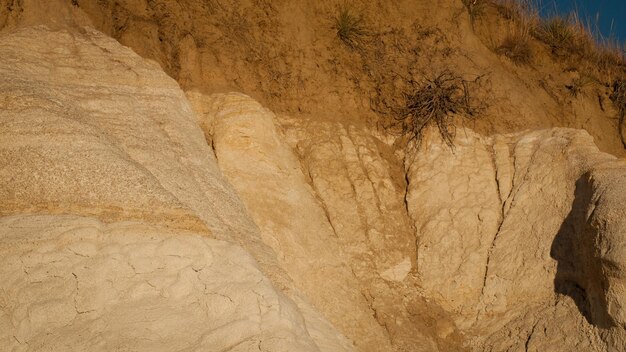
[538,0,626,45]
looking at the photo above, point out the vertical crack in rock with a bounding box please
[348,127,384,216]
[403,167,417,235]
[524,320,539,352]
[402,152,420,274]
[480,137,544,297]
[302,155,340,239]
[337,125,369,235]
[71,272,81,315]
[481,141,509,296]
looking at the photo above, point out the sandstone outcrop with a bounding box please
[190,92,397,351]
[188,88,626,351]
[191,92,463,351]
[0,25,350,351]
[406,128,626,351]
[2,13,626,352]
[0,215,326,352]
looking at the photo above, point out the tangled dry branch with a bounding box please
[386,71,486,149]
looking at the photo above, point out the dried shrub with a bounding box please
[389,71,487,148]
[334,7,368,49]
[566,75,592,97]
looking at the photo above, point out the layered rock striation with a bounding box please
[1,20,626,352]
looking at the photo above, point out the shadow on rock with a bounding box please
[550,174,612,329]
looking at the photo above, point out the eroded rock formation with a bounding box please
[406,129,623,350]
[1,13,626,352]
[0,25,350,351]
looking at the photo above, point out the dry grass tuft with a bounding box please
[468,0,626,147]
[533,17,580,57]
[533,12,625,75]
[493,0,537,65]
[334,7,368,49]
[390,71,486,148]
[610,79,626,147]
[491,1,625,80]
[591,40,626,82]
[463,0,490,27]
[566,75,592,97]
[494,0,525,20]
[497,29,533,64]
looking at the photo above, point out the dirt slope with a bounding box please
[5,0,619,156]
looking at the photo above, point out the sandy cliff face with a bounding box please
[2,2,626,352]
[3,0,623,155]
[188,87,626,351]
[45,0,625,157]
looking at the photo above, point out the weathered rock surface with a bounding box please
[188,92,396,352]
[0,215,322,352]
[276,114,464,351]
[195,87,626,351]
[190,92,470,351]
[406,128,626,350]
[0,25,351,351]
[198,87,626,351]
[2,16,626,352]
[0,24,299,290]
[557,161,626,349]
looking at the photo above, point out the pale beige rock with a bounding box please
[578,163,626,329]
[478,130,610,315]
[556,161,626,350]
[406,127,626,350]
[474,300,604,351]
[277,116,463,351]
[201,90,626,350]
[0,215,321,352]
[0,25,351,352]
[405,130,501,326]
[193,94,466,351]
[0,24,290,287]
[188,92,389,352]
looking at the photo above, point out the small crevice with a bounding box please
[481,139,542,296]
[207,292,234,304]
[481,142,509,295]
[304,165,340,239]
[524,320,539,352]
[402,151,422,277]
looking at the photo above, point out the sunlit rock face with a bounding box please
[1,11,626,352]
[0,25,351,352]
[0,215,325,352]
[405,128,626,351]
